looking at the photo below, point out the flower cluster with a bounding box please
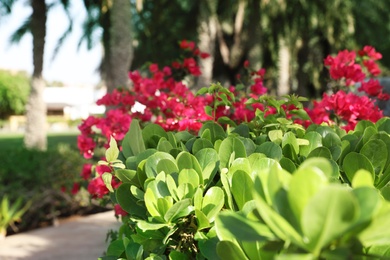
[312,45,387,130]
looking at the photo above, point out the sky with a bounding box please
[0,0,102,85]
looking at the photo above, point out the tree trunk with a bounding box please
[105,0,133,92]
[24,0,47,151]
[195,0,218,90]
[247,0,262,70]
[277,38,290,96]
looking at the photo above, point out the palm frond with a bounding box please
[9,18,31,44]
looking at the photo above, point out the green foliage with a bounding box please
[0,195,31,237]
[0,70,29,119]
[101,114,390,259]
[0,135,89,234]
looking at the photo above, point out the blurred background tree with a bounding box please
[2,0,390,144]
[0,70,29,119]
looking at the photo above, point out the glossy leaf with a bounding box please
[215,211,275,242]
[231,170,254,210]
[122,119,146,158]
[300,132,323,157]
[202,187,225,222]
[142,124,168,148]
[255,142,283,160]
[216,241,249,260]
[302,186,358,255]
[219,137,247,169]
[360,139,387,175]
[106,136,119,162]
[164,198,192,222]
[192,138,214,155]
[145,152,176,178]
[343,152,374,183]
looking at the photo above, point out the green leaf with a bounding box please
[307,146,332,160]
[142,124,168,148]
[199,122,226,143]
[231,170,254,210]
[164,198,192,222]
[268,129,283,144]
[352,169,374,188]
[231,124,250,138]
[169,251,189,260]
[115,169,137,184]
[106,239,125,257]
[102,172,114,192]
[136,220,168,231]
[156,159,179,176]
[355,120,376,132]
[359,201,390,246]
[219,137,247,169]
[279,157,296,173]
[144,188,162,218]
[302,185,358,255]
[255,142,283,160]
[253,175,306,249]
[360,139,388,175]
[157,138,174,153]
[176,151,203,183]
[178,169,199,189]
[192,138,214,155]
[202,187,225,222]
[288,163,329,222]
[216,241,249,260]
[215,211,275,241]
[145,152,176,178]
[282,132,299,154]
[106,136,119,162]
[195,209,211,230]
[116,183,147,218]
[343,152,374,183]
[300,132,323,157]
[122,119,146,157]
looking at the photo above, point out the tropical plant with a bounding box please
[0,196,30,238]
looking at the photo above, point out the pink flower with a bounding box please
[114,204,128,217]
[81,163,93,180]
[71,183,80,195]
[358,79,382,96]
[358,46,382,60]
[87,176,109,198]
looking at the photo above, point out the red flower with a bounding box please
[114,204,128,217]
[363,60,381,76]
[358,46,382,60]
[81,163,93,180]
[358,79,382,96]
[243,60,250,68]
[71,183,80,195]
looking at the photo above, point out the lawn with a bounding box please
[0,132,79,150]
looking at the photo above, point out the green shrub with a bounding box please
[0,69,30,119]
[0,143,93,233]
[98,116,390,259]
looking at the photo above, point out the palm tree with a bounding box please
[80,0,133,93]
[1,0,72,151]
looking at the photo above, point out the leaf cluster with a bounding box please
[99,116,390,259]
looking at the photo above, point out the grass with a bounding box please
[0,132,79,150]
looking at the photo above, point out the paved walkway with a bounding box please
[0,211,121,260]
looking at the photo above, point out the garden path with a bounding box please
[0,211,120,260]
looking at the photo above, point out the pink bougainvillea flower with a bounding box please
[81,163,93,180]
[114,204,128,217]
[358,45,382,60]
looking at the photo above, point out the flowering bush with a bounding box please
[75,42,387,207]
[311,45,389,131]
